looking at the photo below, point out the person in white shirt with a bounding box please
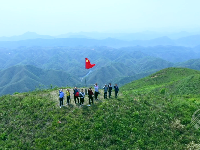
[94,83,99,100]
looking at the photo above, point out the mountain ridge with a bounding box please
[0,65,79,96]
[1,34,200,48]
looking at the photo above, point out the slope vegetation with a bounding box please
[1,67,200,149]
[121,67,200,95]
[174,58,200,71]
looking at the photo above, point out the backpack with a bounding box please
[75,92,79,97]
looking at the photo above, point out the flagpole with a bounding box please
[85,58,95,95]
[85,78,88,95]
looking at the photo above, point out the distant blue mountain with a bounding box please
[0,32,54,41]
[175,35,200,47]
[0,32,200,47]
[54,31,197,40]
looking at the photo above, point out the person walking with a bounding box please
[88,88,94,106]
[103,84,108,99]
[94,83,99,100]
[66,89,70,105]
[79,89,85,106]
[114,84,119,98]
[108,83,112,98]
[73,87,79,104]
[59,89,64,108]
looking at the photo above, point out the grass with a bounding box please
[1,67,200,149]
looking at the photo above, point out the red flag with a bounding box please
[85,58,95,69]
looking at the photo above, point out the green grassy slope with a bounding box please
[1,67,200,149]
[121,67,200,93]
[111,70,156,86]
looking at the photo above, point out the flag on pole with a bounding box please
[85,58,95,69]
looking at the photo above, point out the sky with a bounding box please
[1,0,200,36]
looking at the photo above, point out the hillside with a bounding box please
[85,55,173,87]
[1,46,200,95]
[121,67,200,95]
[0,65,79,96]
[0,48,175,95]
[174,58,200,71]
[1,67,200,149]
[124,46,199,63]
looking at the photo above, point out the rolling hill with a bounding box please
[1,45,200,95]
[0,47,175,95]
[85,54,173,87]
[1,67,200,149]
[174,58,200,71]
[121,67,200,95]
[0,65,79,96]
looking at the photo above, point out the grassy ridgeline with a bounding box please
[1,68,200,149]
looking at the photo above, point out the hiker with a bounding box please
[59,89,64,108]
[108,83,112,98]
[94,83,99,100]
[88,88,94,106]
[103,84,108,99]
[66,89,70,105]
[79,89,85,105]
[73,87,79,104]
[114,84,119,98]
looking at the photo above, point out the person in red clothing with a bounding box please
[88,88,94,106]
[73,87,79,104]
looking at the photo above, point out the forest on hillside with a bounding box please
[1,45,200,96]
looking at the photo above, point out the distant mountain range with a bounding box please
[0,48,174,95]
[0,32,54,41]
[1,32,200,48]
[1,45,200,95]
[1,31,200,41]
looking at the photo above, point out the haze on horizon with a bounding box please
[1,0,200,37]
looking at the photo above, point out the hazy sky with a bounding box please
[1,0,200,36]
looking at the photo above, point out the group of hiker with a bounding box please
[58,83,119,108]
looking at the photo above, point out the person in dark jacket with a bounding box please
[59,89,64,108]
[108,83,112,98]
[88,88,94,106]
[114,84,119,98]
[79,89,85,105]
[103,84,108,99]
[73,87,79,104]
